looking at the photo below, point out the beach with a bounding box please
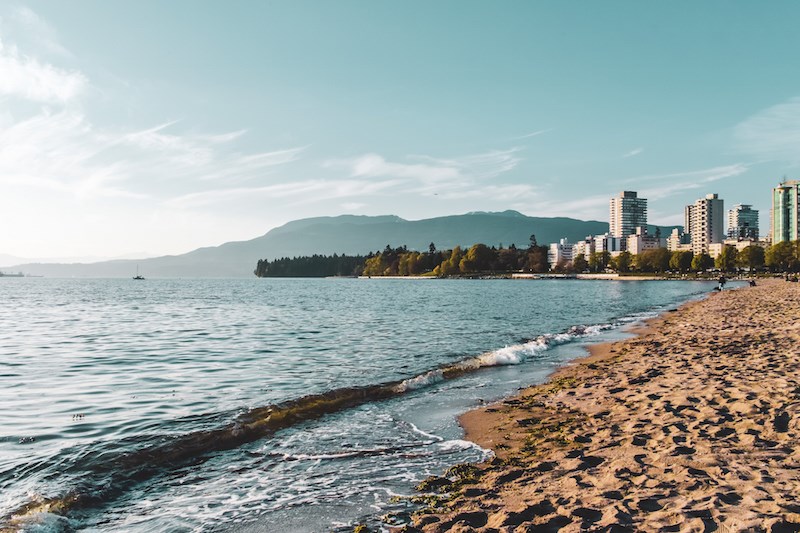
[411,279,800,532]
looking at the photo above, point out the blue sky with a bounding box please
[1,2,798,259]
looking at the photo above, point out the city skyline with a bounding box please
[2,2,800,259]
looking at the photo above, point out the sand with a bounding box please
[410,279,800,532]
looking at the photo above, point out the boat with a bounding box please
[133,266,145,280]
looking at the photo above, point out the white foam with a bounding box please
[394,369,444,393]
[436,439,484,452]
[406,421,444,442]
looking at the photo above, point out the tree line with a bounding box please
[562,241,793,274]
[254,239,800,278]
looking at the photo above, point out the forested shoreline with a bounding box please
[255,238,800,278]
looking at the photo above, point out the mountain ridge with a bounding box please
[1,212,680,278]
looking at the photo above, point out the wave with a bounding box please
[1,320,615,530]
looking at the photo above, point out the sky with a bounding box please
[1,1,799,260]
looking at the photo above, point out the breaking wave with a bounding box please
[2,321,614,530]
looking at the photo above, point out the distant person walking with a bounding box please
[718,275,727,291]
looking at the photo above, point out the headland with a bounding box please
[410,278,800,531]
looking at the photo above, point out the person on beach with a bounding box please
[718,275,726,290]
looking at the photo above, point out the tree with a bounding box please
[529,234,538,249]
[766,241,798,272]
[497,247,520,271]
[737,245,765,272]
[588,251,610,272]
[715,245,738,273]
[612,251,632,273]
[691,252,714,272]
[572,255,588,272]
[669,250,694,273]
[553,258,569,273]
[437,246,463,276]
[526,246,549,273]
[459,243,495,273]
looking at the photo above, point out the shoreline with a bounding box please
[409,279,800,531]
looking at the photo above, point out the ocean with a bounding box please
[0,277,719,532]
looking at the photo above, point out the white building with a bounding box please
[610,191,648,241]
[708,238,769,259]
[548,238,574,269]
[626,227,666,255]
[666,228,692,252]
[572,236,595,262]
[593,233,622,255]
[685,193,724,255]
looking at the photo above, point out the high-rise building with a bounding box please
[609,191,647,239]
[685,193,724,254]
[727,204,759,240]
[547,238,574,269]
[772,180,800,243]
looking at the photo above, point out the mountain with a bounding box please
[1,211,681,278]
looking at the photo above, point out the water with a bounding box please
[0,278,719,532]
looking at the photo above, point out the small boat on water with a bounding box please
[133,266,145,280]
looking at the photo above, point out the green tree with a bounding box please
[459,243,495,273]
[715,245,738,273]
[634,249,669,272]
[572,255,588,272]
[436,246,463,276]
[691,252,714,272]
[737,245,765,272]
[669,250,694,273]
[765,241,798,272]
[612,251,632,273]
[588,251,610,272]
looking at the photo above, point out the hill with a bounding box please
[1,211,680,278]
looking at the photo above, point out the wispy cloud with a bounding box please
[636,164,748,199]
[10,6,73,58]
[322,149,528,204]
[734,97,800,164]
[327,148,521,183]
[506,129,551,142]
[622,147,644,158]
[0,38,86,102]
[165,177,403,209]
[0,108,305,201]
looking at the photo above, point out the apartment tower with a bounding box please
[609,191,647,239]
[685,193,724,254]
[772,180,800,243]
[727,204,759,240]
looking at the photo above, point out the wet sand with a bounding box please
[411,279,800,532]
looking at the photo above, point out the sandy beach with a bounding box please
[410,279,800,532]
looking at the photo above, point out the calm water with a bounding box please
[0,278,718,532]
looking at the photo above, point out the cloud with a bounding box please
[434,184,538,201]
[334,153,459,181]
[0,38,87,102]
[734,97,800,164]
[506,129,551,141]
[165,178,402,209]
[637,164,748,200]
[622,147,644,158]
[328,148,521,183]
[0,108,305,201]
[10,6,73,58]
